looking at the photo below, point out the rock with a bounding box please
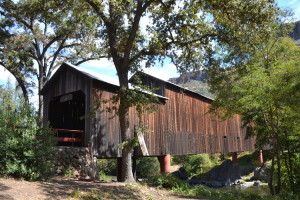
[53,146,98,179]
[232,179,242,185]
[206,159,241,184]
[254,167,270,182]
[72,170,80,177]
[205,181,223,188]
[253,181,261,186]
[172,167,189,180]
[186,179,205,185]
[240,166,255,176]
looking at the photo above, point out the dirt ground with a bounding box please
[0,176,209,200]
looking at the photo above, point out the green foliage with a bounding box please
[173,154,220,177]
[208,34,300,194]
[136,157,160,178]
[0,84,55,180]
[0,0,103,116]
[151,174,190,191]
[97,159,117,176]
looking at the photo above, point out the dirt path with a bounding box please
[0,177,209,200]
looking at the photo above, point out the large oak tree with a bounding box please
[82,0,280,182]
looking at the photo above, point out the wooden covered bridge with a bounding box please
[41,63,259,176]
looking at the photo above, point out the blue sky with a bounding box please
[0,0,300,105]
[277,0,300,20]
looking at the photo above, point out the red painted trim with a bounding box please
[52,128,84,133]
[57,137,83,142]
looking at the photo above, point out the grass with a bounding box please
[149,174,299,200]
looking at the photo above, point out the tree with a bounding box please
[0,0,104,118]
[82,0,280,182]
[208,35,300,194]
[0,82,55,180]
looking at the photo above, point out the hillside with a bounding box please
[289,21,300,45]
[168,71,214,99]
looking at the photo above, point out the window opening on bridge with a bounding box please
[48,91,85,147]
[138,74,166,96]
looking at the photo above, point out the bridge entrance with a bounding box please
[48,91,85,147]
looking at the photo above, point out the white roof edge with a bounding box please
[45,62,168,100]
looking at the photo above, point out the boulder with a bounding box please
[172,167,189,180]
[254,167,270,182]
[186,179,205,185]
[253,181,261,186]
[205,181,223,188]
[206,159,241,184]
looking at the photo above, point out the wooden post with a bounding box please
[232,152,238,163]
[258,150,263,166]
[157,154,171,173]
[117,157,122,182]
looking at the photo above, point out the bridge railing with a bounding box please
[52,128,84,146]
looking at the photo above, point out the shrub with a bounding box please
[136,157,160,178]
[97,159,117,176]
[0,85,55,180]
[182,154,213,177]
[151,174,190,191]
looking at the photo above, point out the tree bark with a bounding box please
[118,71,135,182]
[275,132,281,194]
[269,151,275,195]
[38,68,46,124]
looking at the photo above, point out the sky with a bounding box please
[0,0,299,105]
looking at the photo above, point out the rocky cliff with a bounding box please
[289,21,300,42]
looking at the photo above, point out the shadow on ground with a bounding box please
[38,178,145,199]
[0,182,13,200]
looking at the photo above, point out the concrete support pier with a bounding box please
[157,154,171,173]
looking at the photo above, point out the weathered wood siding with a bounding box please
[92,81,121,158]
[92,83,255,158]
[137,84,255,156]
[42,64,93,147]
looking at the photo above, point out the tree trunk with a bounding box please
[269,151,275,195]
[284,131,295,193]
[275,132,281,194]
[38,69,46,124]
[118,71,135,182]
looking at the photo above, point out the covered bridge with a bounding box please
[40,63,257,177]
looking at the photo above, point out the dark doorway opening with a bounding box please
[49,91,85,147]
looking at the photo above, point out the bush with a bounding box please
[97,159,117,176]
[151,174,190,191]
[0,85,55,180]
[178,154,213,177]
[136,157,160,178]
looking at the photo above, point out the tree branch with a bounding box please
[123,0,154,69]
[75,56,106,65]
[129,49,159,64]
[166,33,217,48]
[41,35,63,59]
[47,39,67,78]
